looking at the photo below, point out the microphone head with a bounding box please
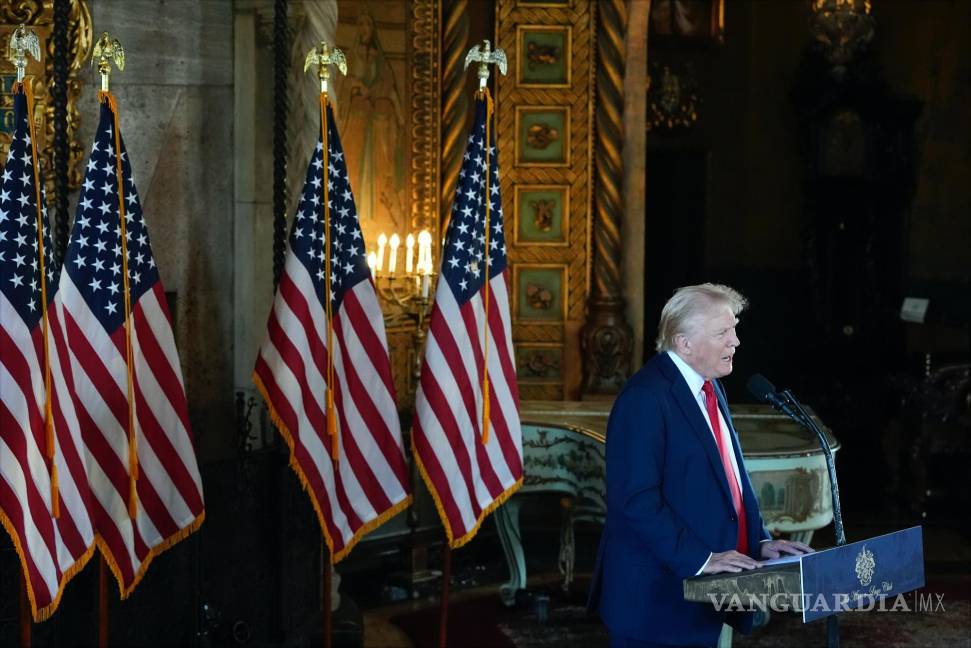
[747,373,777,402]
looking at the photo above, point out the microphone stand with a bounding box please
[779,389,845,648]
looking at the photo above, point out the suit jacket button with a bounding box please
[730,515,737,522]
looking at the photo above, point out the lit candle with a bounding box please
[388,233,400,275]
[405,233,415,274]
[421,274,430,299]
[367,251,376,276]
[376,232,387,273]
[417,230,432,275]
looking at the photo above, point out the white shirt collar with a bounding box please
[667,350,706,398]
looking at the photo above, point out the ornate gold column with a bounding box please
[582,0,633,395]
[440,0,469,227]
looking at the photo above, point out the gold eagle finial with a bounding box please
[464,40,507,90]
[304,41,347,94]
[7,24,41,83]
[92,32,125,92]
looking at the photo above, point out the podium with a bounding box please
[684,527,925,644]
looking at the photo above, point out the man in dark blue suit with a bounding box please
[590,284,812,647]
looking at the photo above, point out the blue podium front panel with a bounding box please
[800,526,925,622]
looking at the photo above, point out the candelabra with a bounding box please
[368,228,437,399]
[372,271,436,397]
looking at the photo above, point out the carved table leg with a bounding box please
[495,499,526,607]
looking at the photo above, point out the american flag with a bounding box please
[413,95,522,548]
[253,103,411,562]
[1,85,96,620]
[53,95,204,596]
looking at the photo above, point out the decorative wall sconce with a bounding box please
[809,0,875,75]
[646,62,700,131]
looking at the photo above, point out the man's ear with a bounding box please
[674,333,691,355]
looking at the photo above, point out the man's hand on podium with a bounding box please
[759,538,814,560]
[701,550,761,574]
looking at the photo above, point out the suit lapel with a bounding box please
[659,355,735,510]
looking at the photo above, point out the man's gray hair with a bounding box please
[655,283,748,352]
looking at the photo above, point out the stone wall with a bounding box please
[79,0,236,461]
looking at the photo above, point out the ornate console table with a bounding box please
[496,400,841,605]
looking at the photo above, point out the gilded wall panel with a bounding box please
[496,0,592,400]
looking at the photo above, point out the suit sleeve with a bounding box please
[606,385,712,579]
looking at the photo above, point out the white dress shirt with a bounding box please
[666,351,764,574]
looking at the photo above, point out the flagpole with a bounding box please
[437,545,452,648]
[305,41,347,648]
[19,572,31,648]
[99,557,109,647]
[322,540,332,648]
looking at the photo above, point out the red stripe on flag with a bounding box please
[417,368,485,520]
[333,316,408,491]
[134,287,193,439]
[0,326,48,463]
[60,308,129,431]
[0,473,51,608]
[278,274,328,382]
[0,401,60,569]
[411,418,466,536]
[340,288,397,398]
[135,377,202,520]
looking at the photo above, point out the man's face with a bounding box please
[678,302,741,380]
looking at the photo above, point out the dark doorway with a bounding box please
[643,149,709,362]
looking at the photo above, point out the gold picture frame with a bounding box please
[515,342,564,384]
[514,105,571,167]
[513,184,570,247]
[512,263,568,323]
[516,24,572,88]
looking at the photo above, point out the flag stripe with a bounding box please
[0,398,60,569]
[133,284,193,442]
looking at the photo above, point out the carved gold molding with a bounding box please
[409,0,439,234]
[440,0,469,229]
[497,0,594,400]
[0,1,92,198]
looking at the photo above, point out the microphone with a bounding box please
[746,374,802,421]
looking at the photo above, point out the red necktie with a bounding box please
[703,381,748,555]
